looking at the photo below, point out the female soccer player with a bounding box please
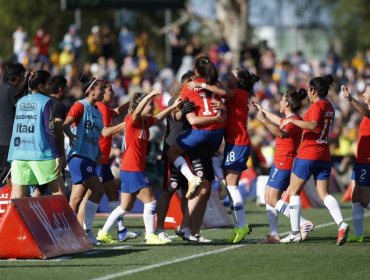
[221,69,259,243]
[342,84,370,243]
[8,70,65,198]
[63,75,105,245]
[254,89,314,244]
[158,71,219,243]
[280,75,349,245]
[97,89,181,245]
[167,56,226,199]
[95,82,140,241]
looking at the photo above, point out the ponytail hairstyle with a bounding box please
[285,88,307,113]
[235,68,260,96]
[194,56,218,85]
[128,92,147,113]
[78,74,100,96]
[309,74,334,99]
[14,70,51,98]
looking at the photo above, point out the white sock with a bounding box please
[102,206,126,233]
[143,200,157,235]
[227,185,246,227]
[84,200,99,230]
[352,202,364,236]
[109,201,119,212]
[173,156,195,182]
[266,204,278,236]
[275,199,309,227]
[211,155,224,180]
[323,195,343,227]
[366,202,370,210]
[289,196,301,233]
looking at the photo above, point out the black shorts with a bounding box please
[162,151,214,192]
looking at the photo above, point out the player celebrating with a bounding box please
[167,56,226,199]
[63,75,105,245]
[95,82,140,241]
[342,84,370,243]
[280,75,349,245]
[217,68,259,243]
[254,89,314,244]
[97,89,181,245]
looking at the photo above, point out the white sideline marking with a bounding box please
[90,245,245,280]
[90,213,370,280]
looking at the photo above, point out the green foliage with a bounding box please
[328,0,370,58]
[0,0,115,61]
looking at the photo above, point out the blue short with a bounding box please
[120,171,150,193]
[96,163,115,184]
[223,143,250,172]
[68,156,97,184]
[267,164,291,191]
[292,158,331,181]
[177,128,224,154]
[351,163,370,187]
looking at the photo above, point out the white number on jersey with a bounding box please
[317,118,333,144]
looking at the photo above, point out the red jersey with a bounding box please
[225,88,250,145]
[275,115,303,169]
[67,102,84,125]
[96,101,113,164]
[120,114,155,172]
[297,99,334,161]
[180,77,224,130]
[356,116,370,164]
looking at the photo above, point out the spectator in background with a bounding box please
[87,26,101,63]
[118,26,135,61]
[168,25,185,73]
[61,24,82,59]
[0,62,26,185]
[12,26,27,63]
[33,26,51,64]
[101,25,115,59]
[191,34,203,57]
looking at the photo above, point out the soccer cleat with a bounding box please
[182,228,199,242]
[85,229,101,246]
[257,234,280,244]
[337,224,349,246]
[229,228,237,242]
[232,224,252,243]
[186,176,202,199]
[118,228,142,241]
[145,233,169,245]
[346,233,364,243]
[157,231,172,243]
[218,179,228,200]
[194,234,212,243]
[300,221,315,241]
[280,232,302,243]
[97,230,117,244]
[175,226,185,238]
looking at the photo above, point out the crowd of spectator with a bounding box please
[2,23,370,193]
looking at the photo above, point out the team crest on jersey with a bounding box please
[86,166,93,173]
[171,181,178,189]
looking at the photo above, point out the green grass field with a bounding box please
[1,195,370,280]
